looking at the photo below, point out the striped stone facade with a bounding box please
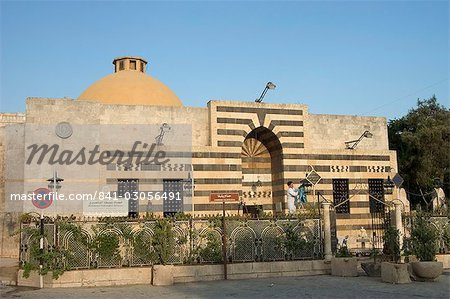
[1,98,397,253]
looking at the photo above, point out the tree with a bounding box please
[388,95,450,207]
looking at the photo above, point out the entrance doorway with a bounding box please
[241,127,284,213]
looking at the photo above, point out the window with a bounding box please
[163,179,183,217]
[333,179,349,214]
[140,62,145,72]
[119,61,125,71]
[118,179,139,218]
[369,179,385,213]
[130,60,136,70]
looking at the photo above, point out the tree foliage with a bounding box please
[388,95,450,206]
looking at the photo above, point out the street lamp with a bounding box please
[255,82,276,103]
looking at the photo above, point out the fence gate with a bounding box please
[369,179,391,249]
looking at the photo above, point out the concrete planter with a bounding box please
[152,265,174,286]
[381,262,411,284]
[410,261,443,281]
[361,261,381,277]
[331,257,358,277]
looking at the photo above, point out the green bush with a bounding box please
[151,219,176,265]
[20,225,72,279]
[411,207,439,261]
[277,223,314,259]
[383,225,400,263]
[199,232,223,263]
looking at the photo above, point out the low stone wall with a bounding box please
[17,260,330,288]
[173,260,330,283]
[18,267,152,288]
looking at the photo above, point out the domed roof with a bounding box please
[78,56,182,107]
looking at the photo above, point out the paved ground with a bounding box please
[1,271,449,299]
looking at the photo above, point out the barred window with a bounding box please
[333,179,350,214]
[163,179,183,217]
[118,179,139,218]
[369,179,385,213]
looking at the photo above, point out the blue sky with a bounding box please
[1,0,448,120]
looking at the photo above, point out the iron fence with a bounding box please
[19,217,322,270]
[402,213,450,254]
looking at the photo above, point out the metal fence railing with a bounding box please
[402,213,450,254]
[19,217,322,270]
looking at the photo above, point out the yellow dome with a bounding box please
[78,56,182,107]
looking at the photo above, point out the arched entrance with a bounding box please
[241,127,284,213]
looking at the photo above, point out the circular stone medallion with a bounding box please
[55,122,73,139]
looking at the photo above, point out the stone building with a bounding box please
[0,56,398,257]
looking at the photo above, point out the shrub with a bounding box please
[198,231,223,263]
[383,225,400,263]
[411,207,439,261]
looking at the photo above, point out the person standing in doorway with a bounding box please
[286,181,298,214]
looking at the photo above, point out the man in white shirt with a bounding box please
[286,181,298,214]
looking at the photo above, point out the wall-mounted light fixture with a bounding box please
[345,130,373,149]
[255,82,276,103]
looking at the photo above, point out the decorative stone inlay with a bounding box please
[55,122,73,139]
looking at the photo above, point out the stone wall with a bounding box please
[17,260,331,288]
[307,114,389,150]
[25,98,209,146]
[0,113,25,258]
